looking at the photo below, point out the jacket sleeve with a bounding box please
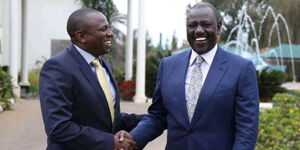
[39,59,114,150]
[130,59,168,149]
[233,61,259,150]
[117,113,146,132]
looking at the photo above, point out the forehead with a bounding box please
[187,7,216,22]
[84,12,108,27]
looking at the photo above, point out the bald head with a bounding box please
[67,8,104,38]
[187,2,220,22]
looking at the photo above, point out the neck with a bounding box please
[73,43,100,57]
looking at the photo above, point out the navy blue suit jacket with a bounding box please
[131,47,259,150]
[39,45,142,150]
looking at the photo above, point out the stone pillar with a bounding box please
[125,0,133,80]
[19,0,30,96]
[9,0,21,98]
[133,0,147,103]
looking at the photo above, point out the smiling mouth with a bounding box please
[195,37,207,42]
[104,41,111,47]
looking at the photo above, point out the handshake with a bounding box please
[114,130,137,150]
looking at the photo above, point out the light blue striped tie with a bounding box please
[187,56,204,121]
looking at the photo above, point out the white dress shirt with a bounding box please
[185,44,218,101]
[74,44,116,105]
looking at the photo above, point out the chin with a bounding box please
[99,48,110,54]
[105,48,111,53]
[193,46,209,55]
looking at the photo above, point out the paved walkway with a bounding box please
[281,82,300,90]
[0,99,166,150]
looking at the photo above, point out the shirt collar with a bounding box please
[189,44,218,66]
[74,44,100,65]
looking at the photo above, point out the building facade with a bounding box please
[0,0,81,96]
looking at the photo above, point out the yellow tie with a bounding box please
[91,59,114,122]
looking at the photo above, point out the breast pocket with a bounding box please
[211,81,237,106]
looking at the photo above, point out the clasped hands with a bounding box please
[114,130,137,150]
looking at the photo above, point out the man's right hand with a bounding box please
[114,130,137,150]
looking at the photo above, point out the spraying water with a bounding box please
[225,3,296,82]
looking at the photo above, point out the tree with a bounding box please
[164,39,170,51]
[171,31,178,50]
[80,0,124,25]
[146,31,154,53]
[157,33,164,51]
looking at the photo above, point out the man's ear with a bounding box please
[217,21,222,34]
[75,31,86,43]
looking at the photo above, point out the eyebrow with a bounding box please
[188,19,212,23]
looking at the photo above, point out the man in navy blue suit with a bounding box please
[130,2,259,150]
[39,8,141,150]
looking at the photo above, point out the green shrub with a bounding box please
[257,68,287,102]
[0,68,14,110]
[256,93,300,150]
[272,92,300,104]
[287,89,300,97]
[116,50,170,99]
[286,73,294,82]
[145,50,171,97]
[28,68,41,95]
[113,67,125,85]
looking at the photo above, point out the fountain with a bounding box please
[224,2,296,82]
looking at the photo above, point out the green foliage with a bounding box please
[80,0,123,25]
[288,90,300,97]
[257,68,287,102]
[256,93,300,150]
[0,68,14,110]
[145,50,171,97]
[171,32,178,50]
[113,66,125,85]
[286,72,294,82]
[116,50,171,99]
[272,92,300,104]
[28,68,41,95]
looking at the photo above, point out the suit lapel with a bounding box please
[190,47,228,127]
[67,45,112,123]
[173,50,192,127]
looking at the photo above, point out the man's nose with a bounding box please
[195,25,204,34]
[107,29,114,37]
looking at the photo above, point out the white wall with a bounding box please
[25,0,81,70]
[0,0,3,64]
[0,0,10,66]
